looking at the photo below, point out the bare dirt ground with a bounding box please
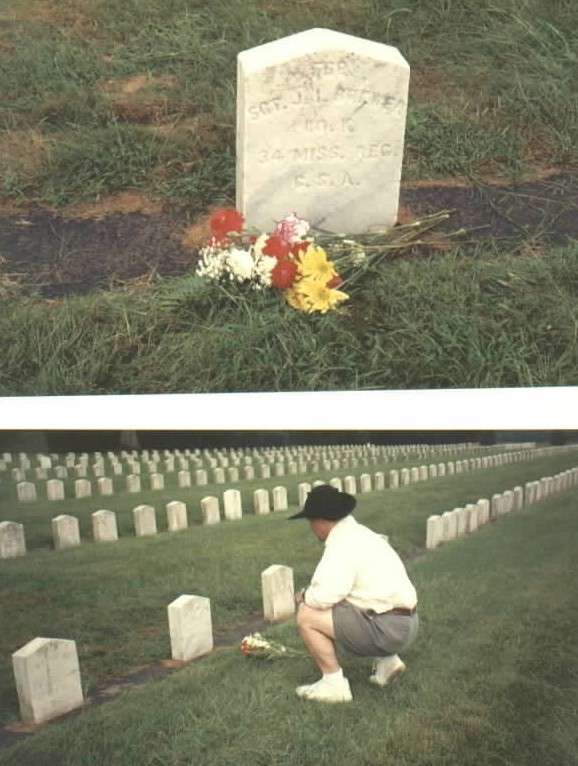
[0,171,576,299]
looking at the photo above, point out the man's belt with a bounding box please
[366,606,418,617]
[386,606,417,616]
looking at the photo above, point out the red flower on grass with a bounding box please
[262,235,291,260]
[210,208,244,242]
[271,259,298,289]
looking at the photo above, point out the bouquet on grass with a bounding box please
[195,206,454,314]
[240,632,305,660]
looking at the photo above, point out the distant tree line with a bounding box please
[1,429,576,454]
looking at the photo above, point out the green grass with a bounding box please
[0,0,576,394]
[1,447,577,729]
[2,243,577,394]
[0,0,576,205]
[0,459,576,765]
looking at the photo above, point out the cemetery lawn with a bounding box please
[1,0,578,393]
[2,240,578,393]
[1,464,577,765]
[1,449,578,761]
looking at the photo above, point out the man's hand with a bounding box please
[295,587,307,606]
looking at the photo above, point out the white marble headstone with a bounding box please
[237,28,410,232]
[0,521,26,559]
[12,637,83,724]
[201,495,221,525]
[166,501,188,532]
[133,504,157,537]
[253,488,270,515]
[168,595,213,661]
[223,489,242,521]
[51,515,81,550]
[92,510,118,542]
[261,564,295,621]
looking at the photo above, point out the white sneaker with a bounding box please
[369,655,407,687]
[296,677,353,703]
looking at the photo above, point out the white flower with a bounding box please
[226,248,255,282]
[252,234,269,258]
[253,254,277,288]
[196,246,229,281]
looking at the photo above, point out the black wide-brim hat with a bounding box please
[288,484,356,521]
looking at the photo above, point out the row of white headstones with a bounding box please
[7,461,578,726]
[2,440,492,493]
[2,444,575,558]
[0,443,555,505]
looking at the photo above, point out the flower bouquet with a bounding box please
[240,632,305,660]
[193,206,455,314]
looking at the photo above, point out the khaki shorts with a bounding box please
[332,601,419,657]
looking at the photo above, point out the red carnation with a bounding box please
[210,208,244,242]
[271,259,298,289]
[291,241,310,259]
[262,235,291,260]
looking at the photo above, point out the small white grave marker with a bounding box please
[126,474,141,493]
[298,482,312,508]
[426,515,443,549]
[150,473,165,491]
[0,521,26,558]
[272,485,288,512]
[344,475,357,494]
[168,595,213,661]
[74,479,92,499]
[133,505,157,537]
[253,488,270,515]
[223,489,242,521]
[166,501,188,532]
[17,482,37,503]
[92,510,118,542]
[261,564,295,621]
[51,515,81,550]
[360,473,372,492]
[46,479,64,500]
[12,638,84,724]
[201,495,221,525]
[97,477,114,496]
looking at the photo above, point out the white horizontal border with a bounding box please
[0,388,576,431]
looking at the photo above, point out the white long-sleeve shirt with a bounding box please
[304,515,417,613]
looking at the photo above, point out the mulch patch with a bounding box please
[0,172,576,299]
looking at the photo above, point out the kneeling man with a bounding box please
[290,484,418,702]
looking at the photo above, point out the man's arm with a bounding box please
[303,542,357,609]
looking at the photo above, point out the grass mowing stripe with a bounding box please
[1,489,576,765]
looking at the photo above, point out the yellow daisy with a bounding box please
[297,245,337,282]
[295,277,349,313]
[284,285,307,311]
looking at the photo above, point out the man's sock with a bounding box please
[323,668,344,685]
